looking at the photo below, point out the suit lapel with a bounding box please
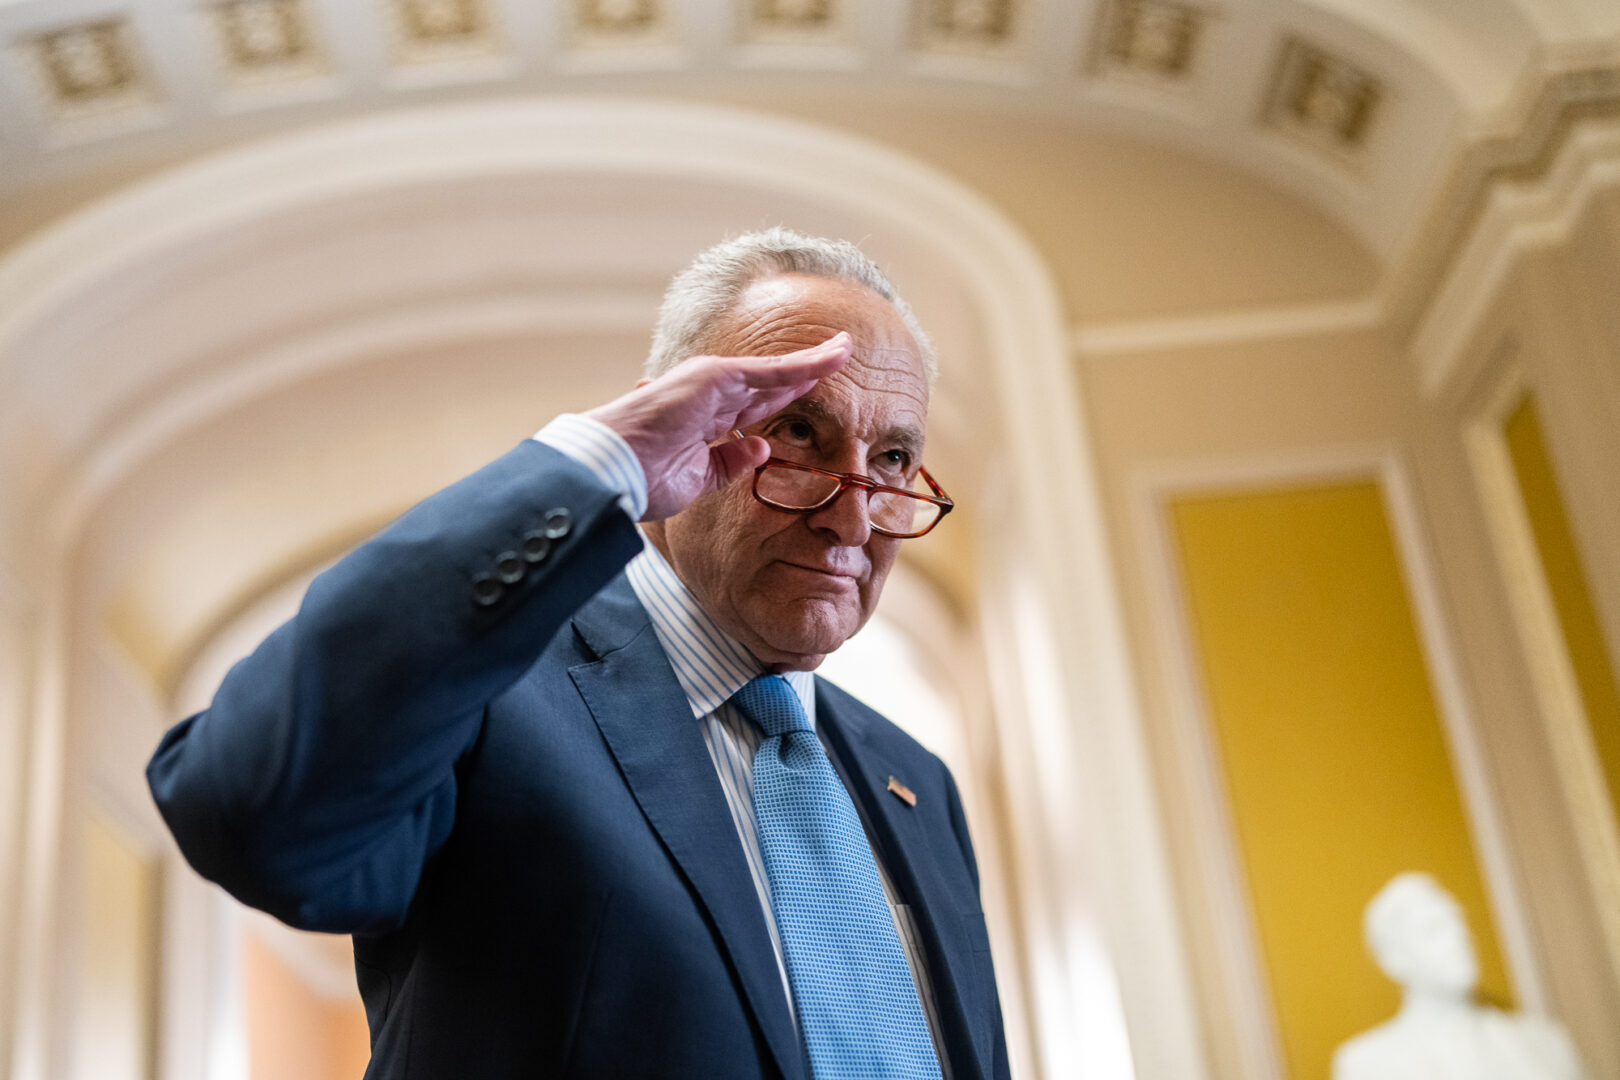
[568,577,805,1080]
[816,683,991,1080]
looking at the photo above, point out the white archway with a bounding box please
[0,97,1198,1080]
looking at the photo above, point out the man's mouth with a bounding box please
[777,560,862,583]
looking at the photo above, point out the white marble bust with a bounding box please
[1333,873,1587,1080]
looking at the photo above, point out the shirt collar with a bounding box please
[624,536,817,725]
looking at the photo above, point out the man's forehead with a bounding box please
[730,274,910,349]
[726,270,930,422]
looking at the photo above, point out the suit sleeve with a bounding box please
[146,440,644,932]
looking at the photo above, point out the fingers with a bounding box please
[708,434,771,489]
[734,331,851,387]
[591,331,853,520]
[729,383,813,432]
[717,332,851,430]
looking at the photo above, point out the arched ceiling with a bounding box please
[0,0,1615,282]
[0,98,1054,663]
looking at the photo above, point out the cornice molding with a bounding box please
[1058,61,1620,376]
[1412,105,1620,396]
[1399,60,1620,383]
[1071,296,1386,357]
[1408,60,1620,295]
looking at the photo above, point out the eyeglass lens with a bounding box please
[756,466,943,535]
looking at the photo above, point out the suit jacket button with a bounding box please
[494,551,525,584]
[543,508,571,539]
[471,573,503,607]
[521,530,551,563]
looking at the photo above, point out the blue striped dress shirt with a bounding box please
[535,415,948,1073]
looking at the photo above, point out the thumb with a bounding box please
[708,435,771,490]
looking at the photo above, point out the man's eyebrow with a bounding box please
[783,399,926,458]
[787,398,840,427]
[883,425,926,459]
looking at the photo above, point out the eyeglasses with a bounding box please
[730,431,954,539]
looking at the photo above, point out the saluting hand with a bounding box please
[584,332,851,522]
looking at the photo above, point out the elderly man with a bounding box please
[148,229,1009,1080]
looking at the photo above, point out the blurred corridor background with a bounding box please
[0,1,1617,1078]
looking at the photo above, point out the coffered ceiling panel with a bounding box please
[0,0,1613,270]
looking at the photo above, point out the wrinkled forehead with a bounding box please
[727,273,931,432]
[796,320,930,443]
[790,357,931,455]
[814,349,929,417]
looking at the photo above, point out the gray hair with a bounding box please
[646,227,936,382]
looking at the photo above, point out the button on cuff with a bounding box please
[521,530,552,563]
[494,552,525,585]
[542,507,572,539]
[470,573,504,607]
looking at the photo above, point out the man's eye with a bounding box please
[776,419,815,444]
[876,449,910,474]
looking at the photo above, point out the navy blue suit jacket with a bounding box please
[148,440,1009,1079]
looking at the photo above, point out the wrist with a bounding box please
[533,414,649,520]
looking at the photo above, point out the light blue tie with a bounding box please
[731,675,942,1080]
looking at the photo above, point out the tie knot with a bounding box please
[731,675,811,738]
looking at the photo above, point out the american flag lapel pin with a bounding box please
[886,775,917,807]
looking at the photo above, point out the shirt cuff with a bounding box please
[533,414,648,521]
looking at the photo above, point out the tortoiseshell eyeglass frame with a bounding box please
[728,429,954,539]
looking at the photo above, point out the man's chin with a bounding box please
[752,633,836,672]
[746,606,860,670]
[761,653,827,674]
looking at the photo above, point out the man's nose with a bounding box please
[805,481,873,546]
